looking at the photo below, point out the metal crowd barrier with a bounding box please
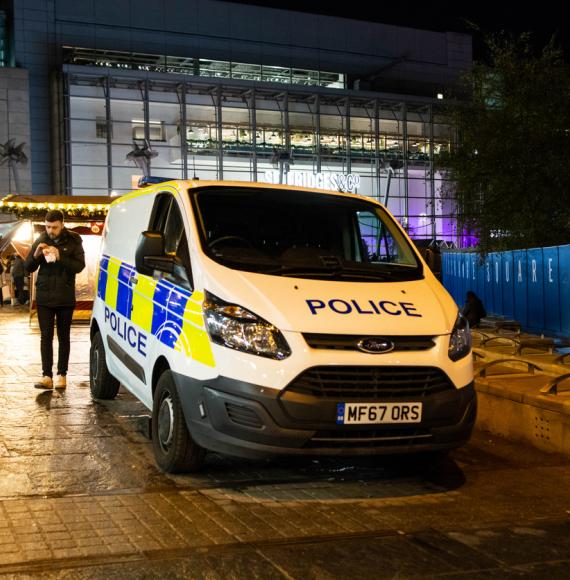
[442,244,570,337]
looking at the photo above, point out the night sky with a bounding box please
[225,1,569,60]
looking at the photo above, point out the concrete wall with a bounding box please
[0,67,32,195]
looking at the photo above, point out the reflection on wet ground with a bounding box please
[0,306,470,503]
[0,306,563,501]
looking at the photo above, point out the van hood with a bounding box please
[202,263,457,336]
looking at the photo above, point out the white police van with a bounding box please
[90,179,475,472]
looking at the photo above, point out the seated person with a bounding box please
[462,291,486,328]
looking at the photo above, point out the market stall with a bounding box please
[0,195,114,321]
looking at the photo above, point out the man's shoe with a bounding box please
[54,375,67,390]
[34,376,53,390]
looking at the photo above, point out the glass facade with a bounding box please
[64,69,456,244]
[63,47,345,90]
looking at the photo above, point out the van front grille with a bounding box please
[302,334,435,351]
[283,366,454,399]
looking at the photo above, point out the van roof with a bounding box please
[111,179,380,208]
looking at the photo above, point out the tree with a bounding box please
[440,33,570,253]
[0,140,28,193]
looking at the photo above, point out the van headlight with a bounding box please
[203,291,291,360]
[448,313,472,361]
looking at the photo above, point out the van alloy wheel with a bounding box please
[157,394,175,452]
[91,347,100,382]
[151,370,205,473]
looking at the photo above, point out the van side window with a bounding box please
[149,193,171,231]
[149,193,193,289]
[164,202,184,255]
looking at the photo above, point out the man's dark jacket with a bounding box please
[25,228,86,307]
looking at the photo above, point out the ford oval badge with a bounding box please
[357,337,394,354]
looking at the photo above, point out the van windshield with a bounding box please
[192,187,422,282]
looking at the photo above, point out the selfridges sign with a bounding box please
[262,171,361,193]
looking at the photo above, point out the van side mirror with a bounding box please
[143,255,175,274]
[135,231,192,290]
[136,231,167,276]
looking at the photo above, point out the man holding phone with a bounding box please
[25,210,85,390]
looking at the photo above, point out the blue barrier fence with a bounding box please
[442,244,570,337]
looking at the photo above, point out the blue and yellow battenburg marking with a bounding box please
[97,255,215,367]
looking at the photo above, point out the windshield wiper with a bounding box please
[213,255,280,273]
[213,254,421,280]
[338,265,420,281]
[263,264,394,280]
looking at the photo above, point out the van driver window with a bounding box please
[150,194,193,286]
[163,202,184,255]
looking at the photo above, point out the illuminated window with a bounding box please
[132,120,166,142]
[63,47,346,89]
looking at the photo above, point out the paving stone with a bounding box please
[448,521,570,566]
[259,534,456,578]
[3,304,570,576]
[73,535,103,546]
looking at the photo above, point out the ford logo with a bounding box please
[357,337,394,354]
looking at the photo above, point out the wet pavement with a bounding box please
[1,306,570,577]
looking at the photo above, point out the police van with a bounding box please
[90,179,475,472]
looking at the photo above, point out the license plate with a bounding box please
[336,402,423,425]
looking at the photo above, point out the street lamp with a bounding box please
[380,158,403,207]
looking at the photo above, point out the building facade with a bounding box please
[1,0,472,244]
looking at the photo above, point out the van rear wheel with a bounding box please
[151,371,205,473]
[90,331,120,399]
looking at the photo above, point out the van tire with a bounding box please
[151,371,205,473]
[90,332,120,399]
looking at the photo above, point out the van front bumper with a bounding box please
[171,371,476,460]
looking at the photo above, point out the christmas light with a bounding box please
[0,195,112,220]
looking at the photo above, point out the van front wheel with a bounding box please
[152,371,205,473]
[90,332,120,399]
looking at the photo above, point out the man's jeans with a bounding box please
[37,305,75,378]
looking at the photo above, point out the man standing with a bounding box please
[25,210,85,390]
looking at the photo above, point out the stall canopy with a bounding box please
[0,195,114,221]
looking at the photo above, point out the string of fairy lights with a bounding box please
[0,195,110,221]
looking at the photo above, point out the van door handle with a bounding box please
[129,273,138,286]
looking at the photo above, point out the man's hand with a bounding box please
[43,246,60,262]
[34,243,48,258]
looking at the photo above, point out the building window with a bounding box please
[132,120,166,142]
[95,117,112,139]
[63,46,346,89]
